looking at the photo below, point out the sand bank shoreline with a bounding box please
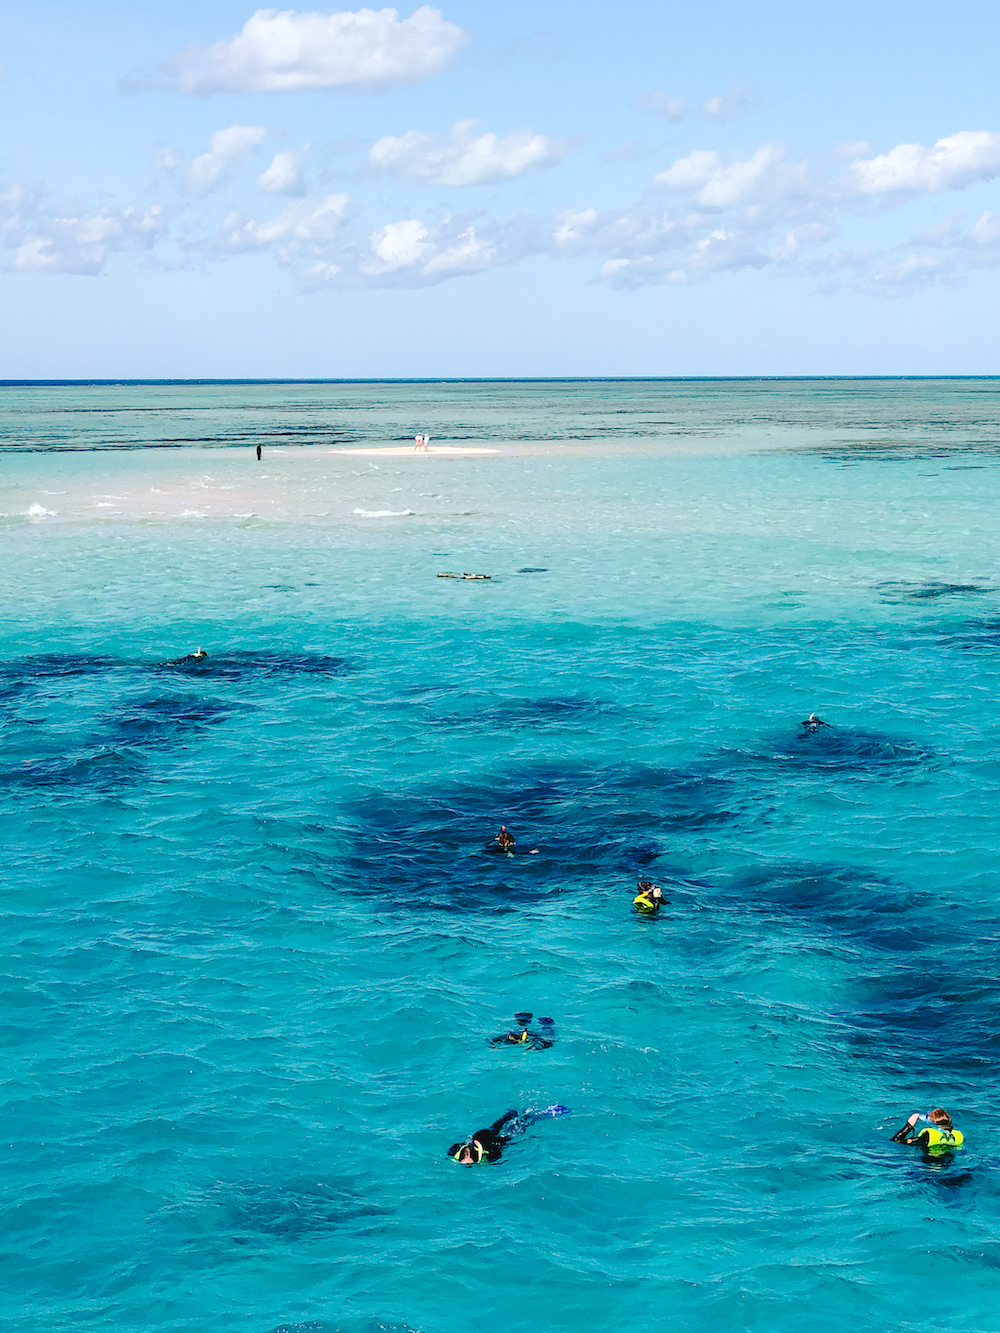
[333,446,502,456]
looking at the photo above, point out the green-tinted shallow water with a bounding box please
[2,380,1000,1333]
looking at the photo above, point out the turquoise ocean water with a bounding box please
[2,379,1000,1332]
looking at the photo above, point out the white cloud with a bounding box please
[188,125,267,194]
[6,202,167,275]
[369,119,574,185]
[423,226,497,274]
[654,149,721,193]
[655,143,798,209]
[216,193,350,255]
[553,207,597,245]
[166,5,468,96]
[257,148,308,194]
[367,217,431,269]
[970,211,1000,244]
[359,216,503,280]
[850,131,1000,193]
[638,92,688,121]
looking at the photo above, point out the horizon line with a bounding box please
[1,375,999,388]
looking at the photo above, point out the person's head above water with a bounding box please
[448,1138,488,1165]
[928,1107,954,1127]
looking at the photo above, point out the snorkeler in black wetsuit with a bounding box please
[800,712,830,729]
[167,647,210,666]
[447,1105,570,1165]
[489,1012,555,1049]
[448,1110,519,1164]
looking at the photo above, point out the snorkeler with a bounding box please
[488,825,516,853]
[447,1105,570,1166]
[169,647,209,665]
[489,1012,556,1049]
[891,1107,964,1153]
[633,881,668,914]
[801,712,830,729]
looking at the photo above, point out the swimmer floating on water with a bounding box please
[633,881,668,914]
[168,647,209,666]
[486,825,540,856]
[801,712,830,729]
[490,825,516,853]
[489,1012,556,1049]
[891,1107,964,1155]
[447,1105,570,1166]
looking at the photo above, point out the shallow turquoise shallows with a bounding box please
[2,379,1000,1333]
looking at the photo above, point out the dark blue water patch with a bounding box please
[280,761,748,910]
[939,617,1000,652]
[848,962,1000,1073]
[0,654,120,705]
[724,726,937,776]
[718,861,1000,1092]
[273,1322,418,1333]
[153,650,356,680]
[803,439,1000,465]
[1,745,147,793]
[207,1175,391,1242]
[101,693,239,749]
[724,862,950,954]
[419,694,617,731]
[876,581,994,602]
[517,567,549,573]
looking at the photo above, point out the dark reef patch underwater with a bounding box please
[272,759,751,911]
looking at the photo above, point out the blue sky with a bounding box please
[3,1,1000,376]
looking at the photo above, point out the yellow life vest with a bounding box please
[634,891,658,913]
[918,1126,963,1152]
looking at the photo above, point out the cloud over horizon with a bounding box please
[5,123,1000,297]
[0,183,168,275]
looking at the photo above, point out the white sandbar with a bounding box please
[334,446,501,456]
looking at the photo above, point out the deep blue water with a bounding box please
[2,380,1000,1333]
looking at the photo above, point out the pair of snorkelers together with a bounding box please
[492,825,666,916]
[448,1013,565,1165]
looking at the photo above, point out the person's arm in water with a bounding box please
[891,1112,921,1143]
